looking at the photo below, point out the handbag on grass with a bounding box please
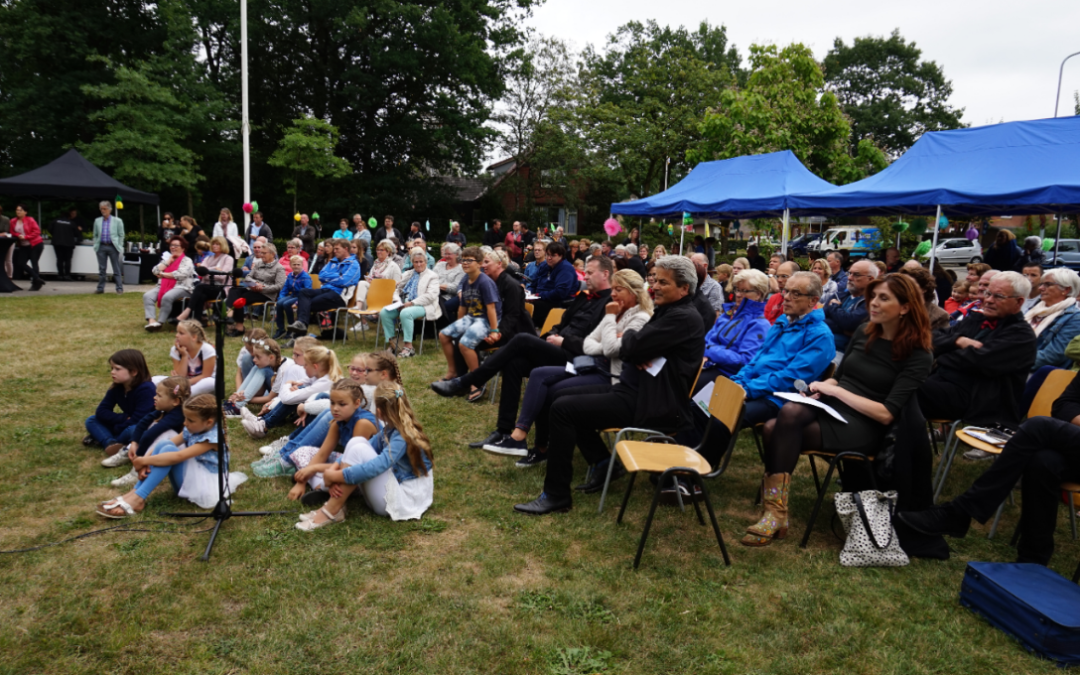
[834,490,909,568]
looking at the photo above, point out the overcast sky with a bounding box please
[525,0,1080,128]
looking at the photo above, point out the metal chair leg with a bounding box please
[632,471,669,569]
[808,455,822,494]
[693,475,731,566]
[934,431,960,503]
[988,501,1006,540]
[799,453,868,548]
[1071,499,1078,541]
[598,449,621,515]
[418,316,426,355]
[616,472,638,524]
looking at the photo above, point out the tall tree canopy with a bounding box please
[689,43,888,185]
[823,29,966,157]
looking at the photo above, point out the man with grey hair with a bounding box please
[514,252,706,515]
[92,200,125,294]
[826,251,848,290]
[446,221,466,246]
[823,259,879,350]
[625,243,647,278]
[691,252,724,313]
[1015,236,1046,272]
[920,270,1038,459]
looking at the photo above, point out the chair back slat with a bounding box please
[707,376,747,435]
[310,274,321,290]
[524,302,534,317]
[1029,369,1078,419]
[539,308,565,335]
[367,278,397,310]
[689,357,706,396]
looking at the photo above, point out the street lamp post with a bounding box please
[1054,50,1080,118]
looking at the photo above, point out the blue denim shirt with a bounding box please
[342,426,431,486]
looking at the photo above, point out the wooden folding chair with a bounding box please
[343,278,397,347]
[329,284,361,348]
[524,302,535,318]
[611,376,744,568]
[309,273,321,290]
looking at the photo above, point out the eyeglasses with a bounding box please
[1039,282,1068,290]
[848,272,873,279]
[461,258,477,264]
[781,288,812,299]
[986,293,1021,301]
[348,366,369,374]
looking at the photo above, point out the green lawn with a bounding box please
[0,293,1074,674]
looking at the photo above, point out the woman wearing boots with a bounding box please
[743,274,933,547]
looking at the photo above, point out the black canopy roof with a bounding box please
[0,149,159,205]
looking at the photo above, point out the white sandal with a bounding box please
[295,507,345,531]
[299,505,345,523]
[96,496,136,519]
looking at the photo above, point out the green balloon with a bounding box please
[368,217,377,229]
[251,200,259,212]
[914,240,933,257]
[895,221,909,232]
[1043,238,1055,251]
[909,221,928,236]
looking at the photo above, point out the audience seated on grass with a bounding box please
[242,344,341,438]
[513,255,706,516]
[529,241,580,329]
[353,239,402,312]
[95,394,247,518]
[178,236,236,325]
[763,262,799,324]
[824,259,879,352]
[103,376,191,488]
[299,380,434,530]
[746,275,932,547]
[142,237,196,333]
[482,268,652,468]
[84,349,157,451]
[434,243,465,320]
[381,246,442,359]
[435,245,504,402]
[918,271,1037,461]
[234,329,269,390]
[432,256,615,444]
[700,268,771,379]
[151,321,218,397]
[222,338,285,418]
[900,374,1080,567]
[226,241,288,338]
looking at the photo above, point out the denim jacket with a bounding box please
[342,426,431,485]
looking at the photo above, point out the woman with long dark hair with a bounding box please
[742,274,933,547]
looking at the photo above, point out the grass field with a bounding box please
[0,292,1075,674]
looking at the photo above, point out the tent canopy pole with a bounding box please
[929,205,942,274]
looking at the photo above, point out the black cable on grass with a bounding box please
[0,518,214,555]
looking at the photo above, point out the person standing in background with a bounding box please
[93,200,125,294]
[50,207,83,281]
[12,203,45,290]
[158,212,178,248]
[212,208,239,239]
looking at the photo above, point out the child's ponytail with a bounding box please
[374,381,431,476]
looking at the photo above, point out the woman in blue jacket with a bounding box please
[1026,267,1080,371]
[531,242,579,328]
[700,269,772,380]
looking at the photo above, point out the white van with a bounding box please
[816,226,883,259]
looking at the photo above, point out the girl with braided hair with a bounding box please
[298,380,433,529]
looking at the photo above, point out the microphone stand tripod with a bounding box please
[162,270,289,561]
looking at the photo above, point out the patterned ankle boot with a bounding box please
[740,472,791,547]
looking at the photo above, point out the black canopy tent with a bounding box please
[0,148,159,228]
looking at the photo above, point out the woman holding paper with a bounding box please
[741,274,933,547]
[380,247,441,358]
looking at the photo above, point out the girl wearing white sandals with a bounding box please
[96,394,247,518]
[297,381,433,530]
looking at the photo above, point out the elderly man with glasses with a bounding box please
[918,271,1038,460]
[823,259,879,350]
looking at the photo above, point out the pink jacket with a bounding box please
[10,216,42,247]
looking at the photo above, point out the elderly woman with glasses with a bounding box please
[381,247,442,358]
[700,268,772,380]
[1025,267,1080,371]
[435,243,465,318]
[354,239,403,311]
[282,238,309,272]
[143,237,197,332]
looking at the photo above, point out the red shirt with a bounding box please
[763,293,784,324]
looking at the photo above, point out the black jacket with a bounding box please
[483,228,503,248]
[49,217,81,247]
[494,270,534,343]
[372,227,405,253]
[692,289,717,328]
[626,255,647,279]
[547,289,612,357]
[617,294,706,432]
[1051,373,1080,423]
[930,310,1037,427]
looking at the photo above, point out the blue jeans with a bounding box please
[95,243,123,291]
[238,349,254,381]
[238,366,273,402]
[280,409,334,464]
[296,287,345,325]
[262,400,297,429]
[275,295,299,332]
[85,414,131,447]
[134,441,188,500]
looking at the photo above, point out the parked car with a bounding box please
[817,226,883,259]
[789,233,821,256]
[920,238,983,265]
[1044,239,1080,270]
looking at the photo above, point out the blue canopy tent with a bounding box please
[610,151,835,255]
[787,117,1080,268]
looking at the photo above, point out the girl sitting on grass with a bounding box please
[83,349,156,450]
[286,379,380,501]
[102,376,191,488]
[96,394,247,517]
[297,380,433,530]
[235,328,270,392]
[241,344,341,438]
[223,338,285,417]
[153,320,217,397]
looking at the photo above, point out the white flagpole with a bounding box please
[241,0,251,231]
[929,205,942,274]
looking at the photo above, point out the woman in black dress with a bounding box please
[179,216,206,260]
[742,273,933,547]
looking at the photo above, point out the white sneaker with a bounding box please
[963,448,995,461]
[243,417,267,438]
[111,468,138,488]
[241,406,259,423]
[260,435,290,456]
[102,446,132,468]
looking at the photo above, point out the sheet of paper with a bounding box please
[525,293,540,301]
[692,380,715,415]
[564,361,577,375]
[961,427,1008,447]
[773,392,848,423]
[645,356,667,377]
[382,301,404,312]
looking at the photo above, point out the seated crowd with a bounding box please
[85,218,1080,569]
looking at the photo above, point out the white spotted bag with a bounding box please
[834,490,909,567]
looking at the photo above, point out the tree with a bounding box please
[77,57,204,195]
[267,116,352,212]
[823,29,966,157]
[688,43,888,186]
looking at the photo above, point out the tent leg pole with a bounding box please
[1055,214,1063,261]
[929,205,942,274]
[781,208,790,258]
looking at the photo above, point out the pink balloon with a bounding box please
[603,218,622,237]
[242,202,254,214]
